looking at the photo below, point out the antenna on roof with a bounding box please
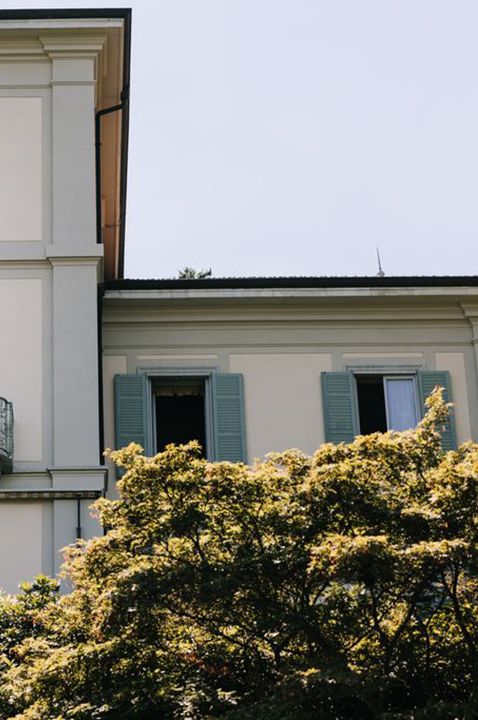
[376,247,385,277]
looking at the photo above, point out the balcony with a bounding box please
[0,398,13,473]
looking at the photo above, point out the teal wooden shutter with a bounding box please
[211,373,246,462]
[321,372,359,444]
[114,374,151,454]
[417,371,456,450]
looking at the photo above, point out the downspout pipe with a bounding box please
[95,87,129,465]
[95,8,131,467]
[94,93,128,245]
[76,497,82,540]
[97,283,105,468]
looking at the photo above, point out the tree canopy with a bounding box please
[2,389,478,719]
[178,267,212,279]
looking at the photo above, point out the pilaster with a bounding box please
[460,303,478,440]
[49,256,102,467]
[40,34,107,251]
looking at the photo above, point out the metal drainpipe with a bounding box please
[95,90,129,465]
[76,497,82,540]
[95,98,125,245]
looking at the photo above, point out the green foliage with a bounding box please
[0,576,59,718]
[2,389,478,718]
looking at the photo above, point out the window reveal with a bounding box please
[153,378,206,455]
[355,374,419,434]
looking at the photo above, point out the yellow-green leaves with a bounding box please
[3,391,478,719]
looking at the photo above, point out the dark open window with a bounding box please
[355,374,419,434]
[355,374,387,434]
[153,378,206,456]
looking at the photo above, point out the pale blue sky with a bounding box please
[8,0,478,278]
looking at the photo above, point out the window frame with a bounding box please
[115,369,247,464]
[347,365,422,434]
[321,368,456,449]
[138,366,218,460]
[382,375,420,431]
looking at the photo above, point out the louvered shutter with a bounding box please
[417,370,456,450]
[114,374,151,454]
[321,372,359,444]
[211,373,246,462]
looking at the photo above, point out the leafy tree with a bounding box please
[3,389,478,719]
[178,267,212,279]
[0,576,58,718]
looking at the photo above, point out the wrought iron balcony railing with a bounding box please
[0,398,13,474]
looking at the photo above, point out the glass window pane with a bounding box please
[385,378,418,431]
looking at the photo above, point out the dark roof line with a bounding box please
[0,9,131,20]
[103,275,478,291]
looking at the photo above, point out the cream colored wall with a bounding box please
[103,296,478,469]
[230,353,332,458]
[103,355,128,454]
[435,352,472,442]
[0,98,42,243]
[0,279,43,461]
[0,503,43,594]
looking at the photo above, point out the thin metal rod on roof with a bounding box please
[376,248,385,277]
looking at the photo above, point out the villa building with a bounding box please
[0,9,477,592]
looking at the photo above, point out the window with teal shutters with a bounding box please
[114,374,151,455]
[211,373,247,463]
[417,370,456,450]
[321,372,359,444]
[321,369,457,450]
[114,372,247,464]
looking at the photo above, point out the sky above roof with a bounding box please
[8,0,478,278]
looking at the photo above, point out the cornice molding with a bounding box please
[0,490,102,500]
[460,303,478,320]
[103,286,478,302]
[460,303,478,343]
[0,37,49,63]
[46,244,104,259]
[39,34,107,87]
[39,34,107,55]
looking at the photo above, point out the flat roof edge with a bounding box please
[0,9,131,20]
[103,276,478,292]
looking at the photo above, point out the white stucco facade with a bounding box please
[0,13,128,592]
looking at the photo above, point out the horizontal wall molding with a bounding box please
[0,490,101,500]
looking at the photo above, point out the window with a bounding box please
[355,374,419,433]
[114,372,247,463]
[153,378,207,456]
[321,370,456,450]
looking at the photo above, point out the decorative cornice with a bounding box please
[47,466,108,493]
[39,34,107,55]
[103,286,478,302]
[39,34,107,87]
[0,38,48,62]
[47,466,108,474]
[0,490,101,500]
[459,304,478,346]
[460,303,478,320]
[46,244,104,268]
